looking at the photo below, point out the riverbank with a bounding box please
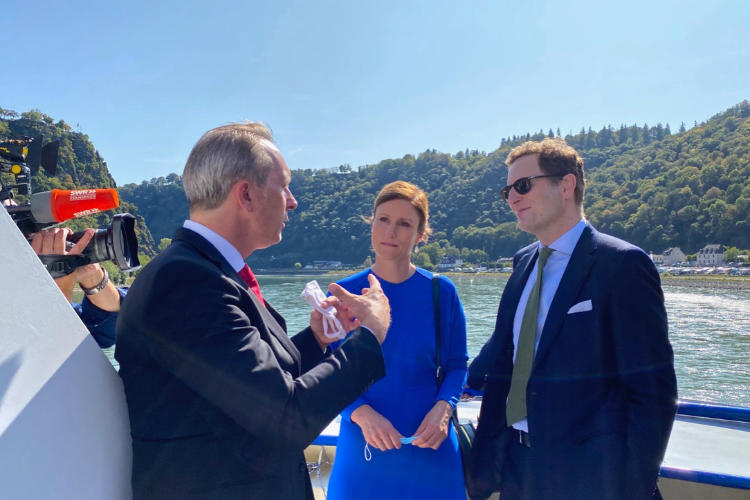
[660,275,750,291]
[117,268,750,291]
[252,268,750,290]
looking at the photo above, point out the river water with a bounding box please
[256,273,750,408]
[103,273,749,407]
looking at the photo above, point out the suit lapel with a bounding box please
[174,228,301,370]
[503,245,538,332]
[533,225,596,368]
[256,299,302,374]
[174,228,239,281]
[264,302,287,332]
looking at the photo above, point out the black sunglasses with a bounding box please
[501,174,564,201]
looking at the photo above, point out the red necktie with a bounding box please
[238,264,265,305]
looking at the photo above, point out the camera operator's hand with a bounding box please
[30,228,121,312]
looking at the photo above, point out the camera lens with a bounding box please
[69,213,141,271]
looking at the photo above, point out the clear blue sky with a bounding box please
[3,0,748,185]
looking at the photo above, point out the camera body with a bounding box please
[2,134,140,277]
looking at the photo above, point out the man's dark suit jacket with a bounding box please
[115,228,385,500]
[469,224,677,500]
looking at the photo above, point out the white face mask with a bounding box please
[300,280,346,339]
[363,436,418,461]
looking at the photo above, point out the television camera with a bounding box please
[1,135,140,278]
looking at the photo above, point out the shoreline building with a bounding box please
[652,247,687,266]
[437,255,463,271]
[697,244,725,267]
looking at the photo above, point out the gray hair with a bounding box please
[183,122,276,210]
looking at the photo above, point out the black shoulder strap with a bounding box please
[433,273,443,384]
[434,274,462,426]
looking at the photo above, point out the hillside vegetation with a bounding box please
[3,101,748,269]
[0,108,155,260]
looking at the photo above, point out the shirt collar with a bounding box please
[183,220,246,272]
[541,218,587,257]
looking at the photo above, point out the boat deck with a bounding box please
[306,399,750,499]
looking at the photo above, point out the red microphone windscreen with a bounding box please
[30,189,120,223]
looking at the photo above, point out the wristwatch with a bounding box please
[81,266,109,295]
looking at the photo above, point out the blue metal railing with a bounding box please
[661,400,750,490]
[677,400,750,423]
[311,398,750,490]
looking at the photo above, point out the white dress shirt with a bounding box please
[183,220,245,273]
[510,218,587,431]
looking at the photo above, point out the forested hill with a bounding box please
[122,101,748,268]
[0,108,156,258]
[265,101,750,267]
[4,101,749,270]
[584,102,750,255]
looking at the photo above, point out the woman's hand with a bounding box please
[351,404,403,451]
[412,400,452,450]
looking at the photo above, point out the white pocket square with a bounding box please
[567,299,592,314]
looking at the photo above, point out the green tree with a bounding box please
[158,238,172,252]
[6,101,749,266]
[420,242,443,267]
[413,252,433,269]
[724,247,739,262]
[135,254,152,273]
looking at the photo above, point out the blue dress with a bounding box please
[327,268,468,500]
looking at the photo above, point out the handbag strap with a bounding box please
[433,274,462,427]
[432,274,443,384]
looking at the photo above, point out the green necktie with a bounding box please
[506,246,553,426]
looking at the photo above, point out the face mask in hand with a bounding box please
[364,436,419,461]
[300,280,346,339]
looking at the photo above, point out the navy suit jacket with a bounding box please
[115,228,385,500]
[470,224,677,500]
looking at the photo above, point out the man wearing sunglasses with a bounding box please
[468,138,677,500]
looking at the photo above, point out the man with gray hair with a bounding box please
[115,122,391,500]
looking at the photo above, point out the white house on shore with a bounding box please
[697,244,725,267]
[651,247,687,266]
[310,260,343,270]
[437,255,463,270]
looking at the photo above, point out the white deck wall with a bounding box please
[0,208,131,499]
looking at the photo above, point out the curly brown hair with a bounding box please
[506,138,585,205]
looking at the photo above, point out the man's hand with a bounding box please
[30,228,96,301]
[327,273,391,344]
[29,228,120,312]
[351,404,403,451]
[412,400,452,450]
[309,309,342,350]
[30,227,93,256]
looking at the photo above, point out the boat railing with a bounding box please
[661,400,750,491]
[676,399,750,423]
[310,397,750,492]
